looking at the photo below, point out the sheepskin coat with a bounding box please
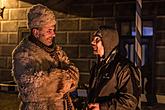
[12,36,79,110]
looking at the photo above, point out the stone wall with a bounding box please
[0,0,165,95]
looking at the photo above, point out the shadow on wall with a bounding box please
[20,0,116,18]
[20,0,74,12]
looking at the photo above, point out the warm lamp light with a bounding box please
[0,7,5,18]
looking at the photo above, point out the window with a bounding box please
[131,21,153,37]
[119,20,153,66]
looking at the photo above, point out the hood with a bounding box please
[93,25,119,58]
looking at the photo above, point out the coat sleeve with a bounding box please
[55,46,80,93]
[12,51,68,102]
[100,65,140,110]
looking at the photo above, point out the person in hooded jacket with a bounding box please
[12,4,79,110]
[87,25,141,110]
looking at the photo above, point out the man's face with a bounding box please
[91,36,104,57]
[37,23,56,46]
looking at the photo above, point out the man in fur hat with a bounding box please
[12,4,79,110]
[87,25,140,110]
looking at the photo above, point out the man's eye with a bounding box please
[96,38,99,41]
[47,30,52,33]
[95,37,101,43]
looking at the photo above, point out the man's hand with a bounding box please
[88,103,100,110]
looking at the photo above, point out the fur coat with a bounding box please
[12,36,79,110]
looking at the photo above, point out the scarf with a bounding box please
[28,35,56,56]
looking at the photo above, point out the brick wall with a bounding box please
[0,0,165,94]
[155,16,165,94]
[0,0,31,81]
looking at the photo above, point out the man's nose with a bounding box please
[91,40,95,45]
[52,31,56,37]
[91,39,97,45]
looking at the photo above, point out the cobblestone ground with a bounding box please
[0,92,164,110]
[0,92,20,110]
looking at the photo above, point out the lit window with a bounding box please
[131,21,153,37]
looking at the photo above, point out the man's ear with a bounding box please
[32,28,39,38]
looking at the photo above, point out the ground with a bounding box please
[0,92,164,110]
[0,92,19,110]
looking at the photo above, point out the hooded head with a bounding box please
[27,4,56,29]
[92,25,119,58]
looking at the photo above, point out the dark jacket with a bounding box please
[12,36,79,110]
[88,49,140,110]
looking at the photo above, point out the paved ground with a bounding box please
[0,92,164,110]
[142,102,165,110]
[0,92,19,110]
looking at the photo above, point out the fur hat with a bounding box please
[27,4,56,29]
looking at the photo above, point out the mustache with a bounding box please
[51,37,55,43]
[91,44,96,47]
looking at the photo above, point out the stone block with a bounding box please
[58,19,79,31]
[10,9,27,20]
[155,47,165,62]
[0,0,2,7]
[71,59,90,72]
[156,32,165,46]
[155,78,165,95]
[19,1,32,8]
[0,69,13,82]
[4,0,18,8]
[0,33,8,44]
[68,32,90,44]
[0,45,16,56]
[18,21,27,28]
[79,74,90,84]
[2,21,18,32]
[156,17,165,31]
[143,2,157,16]
[55,32,67,44]
[81,19,104,31]
[7,57,12,69]
[79,46,95,58]
[0,57,7,68]
[105,18,117,28]
[156,1,165,15]
[8,33,18,44]
[62,45,79,58]
[155,63,165,77]
[54,11,68,19]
